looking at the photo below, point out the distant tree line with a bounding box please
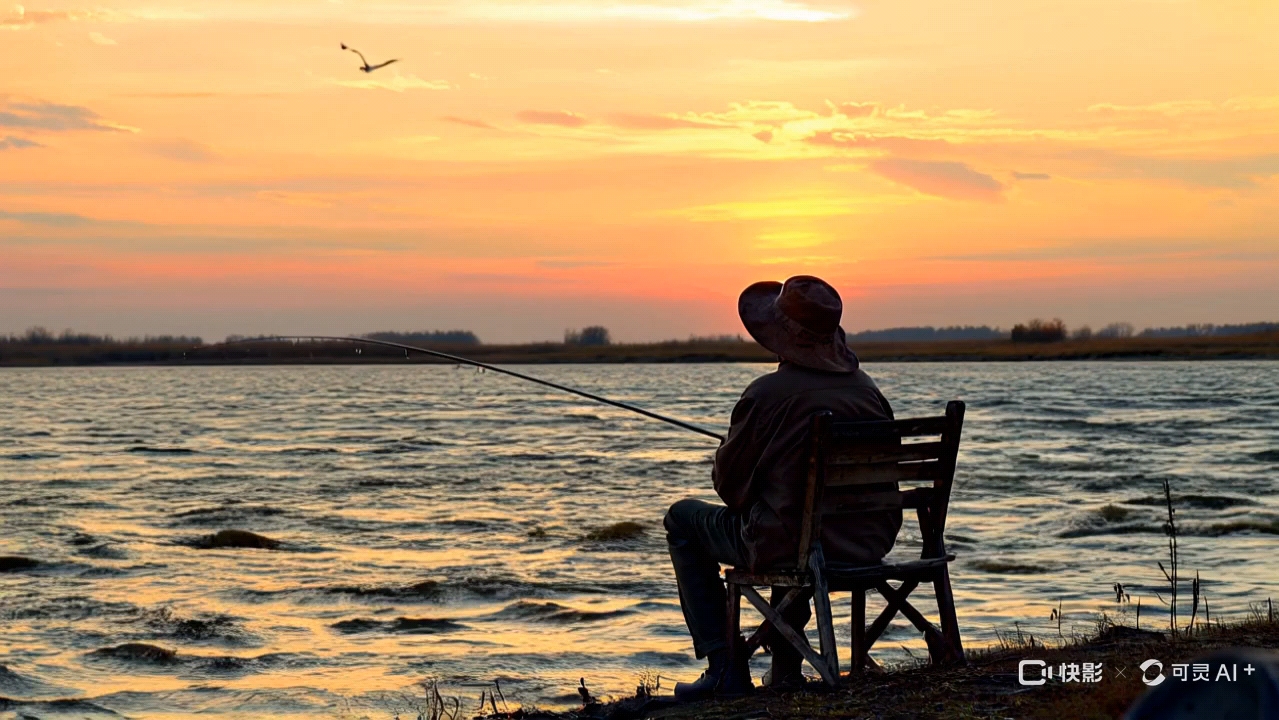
[5,319,1278,356]
[1011,319,1138,343]
[1138,322,1279,338]
[1011,319,1068,343]
[686,333,746,343]
[364,330,481,346]
[847,326,1007,342]
[1,327,203,345]
[564,326,611,346]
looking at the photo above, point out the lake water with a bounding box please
[2,362,1277,718]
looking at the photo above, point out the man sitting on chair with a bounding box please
[665,275,901,699]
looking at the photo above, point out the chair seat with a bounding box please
[725,554,954,589]
[724,568,813,587]
[826,554,955,587]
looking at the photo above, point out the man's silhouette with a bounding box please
[665,275,900,699]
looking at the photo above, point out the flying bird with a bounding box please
[340,43,399,73]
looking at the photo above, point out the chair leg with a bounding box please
[739,585,836,686]
[744,587,803,655]
[934,566,965,664]
[864,579,919,647]
[727,582,742,663]
[810,563,839,685]
[850,588,866,678]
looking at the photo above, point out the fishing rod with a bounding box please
[196,335,725,442]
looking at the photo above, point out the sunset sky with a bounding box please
[3,0,1277,342]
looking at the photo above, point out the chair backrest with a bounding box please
[794,401,965,570]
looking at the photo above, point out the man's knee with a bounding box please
[664,497,706,539]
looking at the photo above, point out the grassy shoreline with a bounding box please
[463,617,1279,720]
[2,332,1279,367]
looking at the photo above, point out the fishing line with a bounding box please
[196,335,725,441]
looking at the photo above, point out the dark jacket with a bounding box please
[713,361,901,571]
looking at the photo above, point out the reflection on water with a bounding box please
[1,362,1277,717]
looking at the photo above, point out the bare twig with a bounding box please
[1162,478,1179,636]
[493,680,508,713]
[1189,571,1201,632]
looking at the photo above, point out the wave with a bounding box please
[0,663,76,697]
[126,446,196,455]
[1120,494,1259,510]
[1,451,61,461]
[330,617,466,635]
[1056,524,1165,539]
[0,556,41,572]
[180,529,282,550]
[171,505,287,527]
[1199,517,1279,536]
[135,607,255,645]
[86,644,307,674]
[277,446,341,455]
[0,696,121,717]
[2,594,139,623]
[493,600,635,624]
[292,576,652,605]
[321,580,445,601]
[75,543,129,560]
[968,559,1057,575]
[88,643,178,664]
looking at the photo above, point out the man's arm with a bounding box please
[712,389,768,512]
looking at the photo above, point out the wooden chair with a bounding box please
[724,401,967,686]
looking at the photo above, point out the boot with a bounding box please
[674,650,754,701]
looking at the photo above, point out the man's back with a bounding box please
[713,362,900,570]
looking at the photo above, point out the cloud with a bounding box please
[536,259,617,268]
[88,30,115,45]
[870,158,1004,202]
[0,208,95,226]
[703,100,818,125]
[929,238,1279,264]
[755,230,826,249]
[51,1,853,26]
[145,138,217,163]
[336,74,451,92]
[119,92,219,99]
[441,116,497,130]
[517,110,588,128]
[831,101,878,118]
[0,5,103,29]
[608,113,729,130]
[673,196,889,222]
[1087,100,1217,117]
[0,135,40,149]
[1093,153,1279,189]
[459,1,855,23]
[804,130,948,154]
[1013,171,1051,181]
[753,130,773,143]
[0,100,133,132]
[445,271,565,285]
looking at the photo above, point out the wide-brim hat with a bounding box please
[739,275,859,373]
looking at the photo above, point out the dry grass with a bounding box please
[492,616,1279,720]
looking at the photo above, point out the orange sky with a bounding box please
[2,0,1278,341]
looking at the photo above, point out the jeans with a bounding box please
[664,498,811,665]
